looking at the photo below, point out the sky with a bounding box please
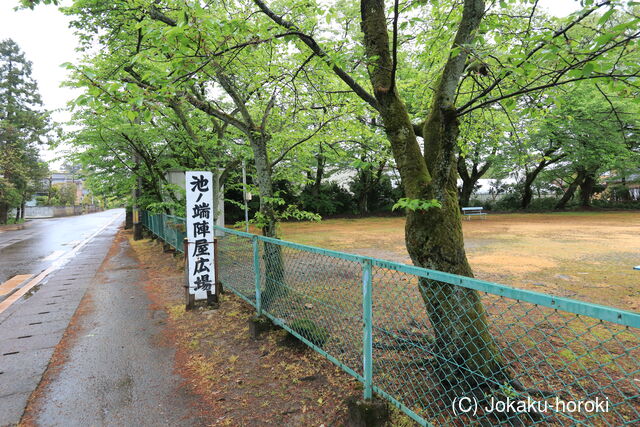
[0,0,80,169]
[0,0,581,170]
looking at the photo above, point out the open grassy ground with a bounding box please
[276,211,640,311]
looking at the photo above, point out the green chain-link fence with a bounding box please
[141,211,186,252]
[142,212,640,426]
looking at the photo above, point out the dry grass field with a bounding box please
[276,211,640,311]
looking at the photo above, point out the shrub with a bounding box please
[300,182,356,216]
[591,199,640,210]
[494,192,521,211]
[526,197,560,212]
[468,198,492,210]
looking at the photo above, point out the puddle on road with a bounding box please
[23,284,42,299]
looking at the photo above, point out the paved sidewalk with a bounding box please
[21,231,206,426]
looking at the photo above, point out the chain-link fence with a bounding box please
[140,211,186,252]
[142,212,640,426]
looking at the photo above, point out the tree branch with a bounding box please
[181,91,250,135]
[252,0,380,112]
[389,0,400,93]
[457,1,611,114]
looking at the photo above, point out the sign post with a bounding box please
[185,171,216,303]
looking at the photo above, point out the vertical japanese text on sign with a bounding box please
[185,171,215,300]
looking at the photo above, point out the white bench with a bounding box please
[462,206,487,220]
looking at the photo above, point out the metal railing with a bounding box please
[141,212,640,426]
[141,211,186,252]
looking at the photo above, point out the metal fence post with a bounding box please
[253,236,262,316]
[362,259,373,400]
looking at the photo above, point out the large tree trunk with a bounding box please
[521,175,535,209]
[0,202,9,224]
[250,134,285,310]
[459,178,475,207]
[457,154,492,207]
[357,167,370,216]
[521,147,565,209]
[310,146,324,199]
[361,0,508,394]
[521,163,547,209]
[579,172,596,207]
[555,170,585,209]
[358,188,369,215]
[250,134,278,238]
[418,103,507,391]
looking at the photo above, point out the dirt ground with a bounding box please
[121,212,640,426]
[127,233,415,427]
[277,212,640,312]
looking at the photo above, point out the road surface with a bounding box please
[0,210,123,285]
[0,210,206,426]
[0,210,124,425]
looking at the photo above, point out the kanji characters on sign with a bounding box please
[186,171,215,300]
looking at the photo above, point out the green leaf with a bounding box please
[594,32,615,45]
[598,9,615,26]
[392,198,442,212]
[582,62,595,77]
[126,110,138,121]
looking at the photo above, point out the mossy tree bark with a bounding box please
[250,132,286,309]
[360,0,508,389]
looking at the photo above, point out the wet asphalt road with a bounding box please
[0,210,124,425]
[1,210,207,426]
[0,210,123,284]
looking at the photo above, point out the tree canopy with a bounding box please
[0,38,50,224]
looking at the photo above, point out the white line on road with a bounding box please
[42,250,66,262]
[0,213,123,315]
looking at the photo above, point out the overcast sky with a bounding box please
[0,0,581,169]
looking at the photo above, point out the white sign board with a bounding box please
[186,171,215,300]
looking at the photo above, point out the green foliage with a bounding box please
[27,0,640,231]
[591,199,640,210]
[525,197,562,212]
[392,198,442,212]
[350,173,400,214]
[494,192,523,211]
[5,217,25,225]
[0,38,50,223]
[289,318,330,348]
[300,182,356,216]
[603,184,637,202]
[278,205,322,222]
[48,182,77,206]
[252,203,321,228]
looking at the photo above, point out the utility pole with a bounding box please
[242,160,250,232]
[132,109,143,240]
[132,152,143,240]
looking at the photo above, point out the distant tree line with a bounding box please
[0,39,50,224]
